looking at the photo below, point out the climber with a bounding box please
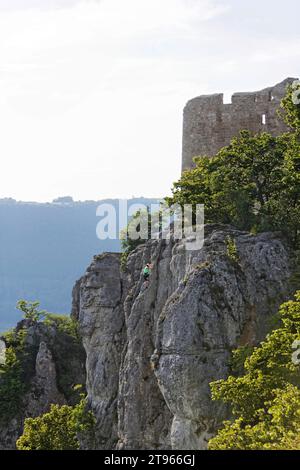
[143,263,152,283]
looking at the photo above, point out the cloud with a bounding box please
[0,0,82,10]
[250,40,300,64]
[0,0,230,115]
[0,0,298,202]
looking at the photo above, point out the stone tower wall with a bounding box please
[182,77,297,171]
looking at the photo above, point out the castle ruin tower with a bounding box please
[182,77,298,172]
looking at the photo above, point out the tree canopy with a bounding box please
[16,396,95,450]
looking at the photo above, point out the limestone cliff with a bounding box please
[0,320,86,449]
[72,225,295,450]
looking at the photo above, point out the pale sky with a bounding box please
[0,0,299,202]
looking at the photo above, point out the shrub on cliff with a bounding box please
[0,326,31,424]
[208,292,300,450]
[281,80,300,132]
[167,130,299,247]
[16,396,95,450]
[43,313,79,340]
[0,331,27,423]
[17,300,47,322]
[120,209,152,268]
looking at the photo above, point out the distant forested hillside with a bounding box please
[0,197,160,331]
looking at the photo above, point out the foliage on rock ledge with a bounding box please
[120,209,152,264]
[16,394,95,450]
[0,328,28,423]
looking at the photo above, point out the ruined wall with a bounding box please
[182,77,297,171]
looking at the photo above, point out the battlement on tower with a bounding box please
[182,77,298,172]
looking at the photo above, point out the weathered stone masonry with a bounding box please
[182,77,298,171]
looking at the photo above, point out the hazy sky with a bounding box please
[0,0,299,202]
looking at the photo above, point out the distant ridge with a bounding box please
[0,197,161,331]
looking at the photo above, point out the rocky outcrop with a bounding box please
[72,225,294,450]
[25,341,66,418]
[72,254,124,449]
[0,320,86,449]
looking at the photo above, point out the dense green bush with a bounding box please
[0,329,28,423]
[280,81,300,132]
[43,313,79,340]
[16,396,95,450]
[17,300,79,339]
[120,209,152,266]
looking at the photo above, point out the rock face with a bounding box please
[25,341,65,418]
[0,320,86,449]
[72,225,294,450]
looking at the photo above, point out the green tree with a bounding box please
[120,208,153,269]
[280,80,300,132]
[267,132,300,247]
[0,327,29,423]
[17,300,47,322]
[208,292,300,450]
[43,313,79,339]
[121,208,152,252]
[16,397,95,450]
[168,131,299,243]
[0,343,26,422]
